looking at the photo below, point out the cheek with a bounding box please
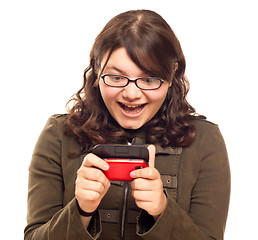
[146,90,168,104]
[99,83,118,103]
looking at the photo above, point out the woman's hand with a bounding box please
[130,145,167,220]
[75,153,111,214]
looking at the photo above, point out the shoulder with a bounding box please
[36,114,80,155]
[31,115,68,163]
[36,114,67,138]
[48,113,68,123]
[191,118,217,130]
[190,119,221,140]
[188,119,227,158]
[35,114,69,146]
[44,114,68,132]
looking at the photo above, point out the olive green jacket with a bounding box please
[24,114,230,240]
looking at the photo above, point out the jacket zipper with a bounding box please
[120,181,129,240]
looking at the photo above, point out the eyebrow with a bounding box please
[104,66,127,75]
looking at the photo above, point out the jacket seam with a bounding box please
[176,148,183,203]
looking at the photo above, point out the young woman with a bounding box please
[25,10,230,240]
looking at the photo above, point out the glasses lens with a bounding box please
[104,75,128,87]
[137,78,162,89]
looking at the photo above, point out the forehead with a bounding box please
[102,47,148,77]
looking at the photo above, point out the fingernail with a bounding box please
[104,163,109,170]
[130,171,135,178]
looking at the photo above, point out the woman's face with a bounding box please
[99,47,171,130]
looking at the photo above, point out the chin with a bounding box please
[125,126,140,130]
[122,125,140,130]
[119,122,144,130]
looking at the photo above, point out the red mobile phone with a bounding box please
[92,144,149,181]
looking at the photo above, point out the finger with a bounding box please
[75,178,110,204]
[131,189,153,202]
[130,167,160,180]
[134,200,163,216]
[76,187,102,202]
[134,200,153,210]
[131,178,157,191]
[82,153,109,171]
[77,178,106,193]
[131,178,149,190]
[133,192,167,217]
[77,181,110,201]
[147,145,156,168]
[77,166,109,186]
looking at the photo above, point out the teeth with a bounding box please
[120,103,144,113]
[125,108,142,113]
[123,104,142,108]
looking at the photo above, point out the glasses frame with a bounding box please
[101,74,164,90]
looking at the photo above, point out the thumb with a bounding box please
[147,145,156,168]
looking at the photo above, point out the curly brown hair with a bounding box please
[64,10,205,155]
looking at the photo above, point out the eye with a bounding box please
[136,77,163,90]
[110,75,124,81]
[142,78,159,84]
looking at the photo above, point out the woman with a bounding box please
[25,10,230,239]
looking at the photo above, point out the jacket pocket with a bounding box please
[99,209,120,223]
[155,146,182,203]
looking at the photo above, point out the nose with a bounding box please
[122,82,142,100]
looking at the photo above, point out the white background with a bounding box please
[1,0,257,239]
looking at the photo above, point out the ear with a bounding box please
[175,62,179,71]
[169,62,179,87]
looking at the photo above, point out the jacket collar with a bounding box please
[131,132,182,155]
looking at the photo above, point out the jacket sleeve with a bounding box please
[24,116,101,240]
[136,123,230,240]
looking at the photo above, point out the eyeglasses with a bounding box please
[101,74,164,90]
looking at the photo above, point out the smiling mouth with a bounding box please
[118,102,146,113]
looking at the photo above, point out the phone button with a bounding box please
[135,166,142,170]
